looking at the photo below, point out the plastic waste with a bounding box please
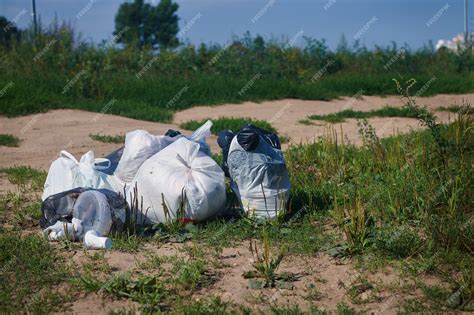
[42,150,122,200]
[114,122,213,184]
[187,120,213,156]
[101,146,124,175]
[40,187,127,233]
[72,190,113,236]
[128,137,226,224]
[114,130,176,183]
[217,130,236,177]
[83,230,112,249]
[43,218,82,241]
[220,124,290,218]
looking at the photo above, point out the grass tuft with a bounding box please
[0,134,20,147]
[89,133,125,144]
[308,106,422,123]
[179,117,277,134]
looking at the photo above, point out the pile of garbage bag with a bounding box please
[40,120,290,249]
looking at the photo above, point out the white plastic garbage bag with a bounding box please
[114,122,213,184]
[227,129,290,219]
[114,130,176,183]
[188,120,213,156]
[128,137,226,224]
[42,151,122,201]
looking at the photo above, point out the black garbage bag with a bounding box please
[99,146,125,175]
[217,124,281,176]
[236,124,281,151]
[40,187,129,233]
[217,130,236,177]
[165,129,182,138]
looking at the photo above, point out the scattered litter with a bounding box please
[40,121,223,248]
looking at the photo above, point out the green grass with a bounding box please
[436,105,474,114]
[0,232,71,313]
[298,119,316,126]
[89,133,125,144]
[0,134,20,147]
[308,105,422,123]
[0,166,47,192]
[179,117,277,134]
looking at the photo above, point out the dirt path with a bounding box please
[1,94,472,172]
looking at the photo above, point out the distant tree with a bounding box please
[114,0,179,50]
[153,0,179,49]
[336,34,350,53]
[253,35,265,52]
[0,16,21,48]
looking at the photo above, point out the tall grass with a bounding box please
[286,103,473,255]
[0,22,472,122]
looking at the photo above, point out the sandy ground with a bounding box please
[1,94,472,174]
[59,239,443,314]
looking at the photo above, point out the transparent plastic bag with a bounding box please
[72,190,113,236]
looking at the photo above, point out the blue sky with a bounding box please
[1,0,471,50]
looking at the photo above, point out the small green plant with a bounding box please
[334,194,375,255]
[110,233,142,252]
[298,119,317,125]
[346,276,376,304]
[243,228,292,289]
[171,255,208,290]
[0,134,20,147]
[89,133,125,144]
[161,188,187,234]
[101,273,168,312]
